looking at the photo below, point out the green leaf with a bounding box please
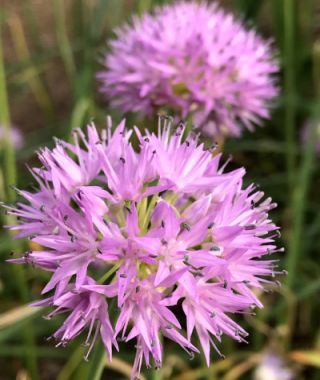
[0,305,43,343]
[85,338,106,380]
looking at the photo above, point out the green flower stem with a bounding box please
[53,0,76,87]
[141,194,159,234]
[283,0,296,191]
[283,0,297,191]
[69,97,91,137]
[284,105,319,349]
[98,260,124,284]
[57,346,84,380]
[0,16,39,380]
[285,39,320,291]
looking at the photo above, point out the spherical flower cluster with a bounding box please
[5,117,282,379]
[99,1,279,138]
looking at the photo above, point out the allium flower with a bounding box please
[4,117,283,379]
[0,124,23,149]
[254,352,293,380]
[99,1,278,138]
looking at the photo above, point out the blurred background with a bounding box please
[0,0,320,379]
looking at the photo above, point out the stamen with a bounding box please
[84,322,101,361]
[161,239,168,246]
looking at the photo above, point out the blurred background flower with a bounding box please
[0,124,23,149]
[254,352,294,380]
[99,1,278,139]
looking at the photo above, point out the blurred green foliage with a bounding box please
[0,0,320,379]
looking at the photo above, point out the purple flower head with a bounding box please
[99,1,279,138]
[4,117,283,379]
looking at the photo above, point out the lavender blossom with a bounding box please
[99,1,278,138]
[4,117,282,379]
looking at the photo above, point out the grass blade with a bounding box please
[85,338,106,380]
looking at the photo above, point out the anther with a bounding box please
[120,157,126,164]
[208,222,215,229]
[124,206,132,214]
[181,222,191,231]
[24,251,31,258]
[209,143,218,152]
